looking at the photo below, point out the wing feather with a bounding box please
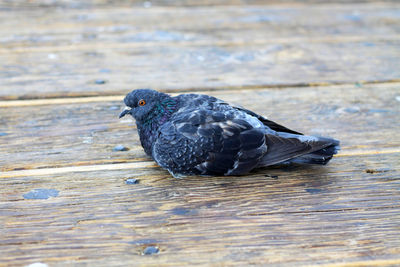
[154,107,268,176]
[231,105,303,135]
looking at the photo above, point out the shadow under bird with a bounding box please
[119,89,340,178]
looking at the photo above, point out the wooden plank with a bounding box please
[1,4,400,99]
[0,146,399,179]
[1,152,399,266]
[1,41,400,100]
[1,82,399,172]
[1,0,399,9]
[2,4,400,46]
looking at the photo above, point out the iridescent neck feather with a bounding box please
[136,96,177,156]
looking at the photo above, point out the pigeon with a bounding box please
[119,89,340,178]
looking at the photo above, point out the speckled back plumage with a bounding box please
[120,89,340,177]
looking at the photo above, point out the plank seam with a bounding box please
[305,258,400,267]
[1,35,400,54]
[1,149,398,178]
[0,161,158,178]
[1,80,400,104]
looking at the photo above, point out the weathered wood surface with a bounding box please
[1,153,400,266]
[1,0,400,266]
[1,0,400,8]
[1,83,399,172]
[1,3,400,99]
[1,84,400,266]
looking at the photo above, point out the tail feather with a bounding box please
[260,133,340,167]
[285,137,340,165]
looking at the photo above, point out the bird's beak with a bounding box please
[119,107,132,118]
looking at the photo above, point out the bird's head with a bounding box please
[119,89,171,123]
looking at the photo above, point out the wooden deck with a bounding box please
[1,0,400,266]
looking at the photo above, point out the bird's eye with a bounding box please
[138,99,146,106]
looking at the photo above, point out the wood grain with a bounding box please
[1,4,400,99]
[1,152,399,266]
[1,0,400,265]
[2,4,400,46]
[1,0,399,9]
[1,83,399,172]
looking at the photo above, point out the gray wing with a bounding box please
[153,108,268,176]
[177,93,303,135]
[221,100,338,165]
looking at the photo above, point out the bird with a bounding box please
[119,89,340,178]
